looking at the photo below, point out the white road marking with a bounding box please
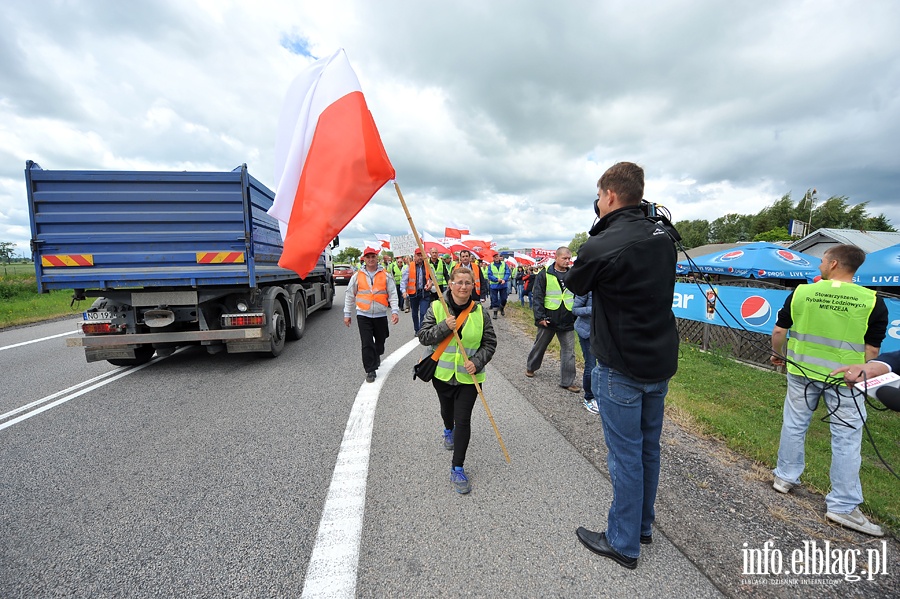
[0,349,184,432]
[0,329,79,352]
[301,337,420,598]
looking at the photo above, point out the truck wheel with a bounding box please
[108,345,155,367]
[322,282,335,310]
[269,301,287,357]
[287,296,307,341]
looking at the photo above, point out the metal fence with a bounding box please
[676,317,775,368]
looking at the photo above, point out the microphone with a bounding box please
[875,386,900,412]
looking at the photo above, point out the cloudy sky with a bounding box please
[2,0,899,258]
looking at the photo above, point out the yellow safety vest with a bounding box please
[432,302,486,384]
[786,280,876,381]
[544,271,574,311]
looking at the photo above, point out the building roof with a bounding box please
[788,228,900,257]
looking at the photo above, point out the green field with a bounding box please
[505,301,899,533]
[0,263,87,328]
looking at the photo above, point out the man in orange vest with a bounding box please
[344,247,400,383]
[402,248,431,333]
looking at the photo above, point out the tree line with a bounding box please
[568,190,894,253]
[673,189,894,249]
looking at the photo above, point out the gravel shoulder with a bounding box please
[490,306,899,598]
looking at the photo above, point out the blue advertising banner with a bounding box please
[673,282,900,353]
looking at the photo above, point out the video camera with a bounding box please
[641,200,682,242]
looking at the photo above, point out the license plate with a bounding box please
[84,311,113,321]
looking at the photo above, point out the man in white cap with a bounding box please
[344,246,400,383]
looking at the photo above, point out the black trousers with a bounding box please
[357,315,389,373]
[432,378,479,468]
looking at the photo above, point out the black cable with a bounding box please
[655,201,898,480]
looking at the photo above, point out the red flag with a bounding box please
[268,49,394,278]
[445,227,463,239]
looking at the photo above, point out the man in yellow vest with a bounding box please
[344,247,400,383]
[387,255,406,312]
[770,244,887,536]
[526,247,578,392]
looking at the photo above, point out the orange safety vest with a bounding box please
[452,263,481,295]
[407,263,433,295]
[357,270,389,311]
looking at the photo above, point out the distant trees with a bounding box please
[673,190,895,248]
[0,242,16,264]
[568,232,588,254]
[335,246,362,264]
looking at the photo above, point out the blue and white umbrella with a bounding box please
[676,242,819,281]
[854,243,900,286]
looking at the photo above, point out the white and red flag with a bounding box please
[514,251,536,266]
[444,222,470,239]
[373,233,392,249]
[269,49,395,277]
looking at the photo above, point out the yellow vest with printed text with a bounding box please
[786,280,876,381]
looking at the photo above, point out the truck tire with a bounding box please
[322,282,335,310]
[108,345,155,367]
[269,301,287,357]
[287,295,307,341]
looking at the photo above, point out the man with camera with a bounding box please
[567,162,679,570]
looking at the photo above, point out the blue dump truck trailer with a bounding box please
[25,162,335,365]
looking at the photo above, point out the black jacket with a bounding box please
[567,206,679,383]
[531,264,576,331]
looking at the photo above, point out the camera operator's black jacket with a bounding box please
[567,205,679,383]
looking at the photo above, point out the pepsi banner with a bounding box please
[673,283,900,353]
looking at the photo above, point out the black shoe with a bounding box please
[575,527,637,570]
[492,311,498,319]
[640,534,652,545]
[500,307,505,316]
[365,372,376,383]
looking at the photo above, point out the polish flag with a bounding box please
[444,222,469,239]
[269,49,395,278]
[514,251,536,265]
[374,233,392,249]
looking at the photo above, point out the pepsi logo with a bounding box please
[775,249,810,267]
[713,250,744,263]
[741,296,772,327]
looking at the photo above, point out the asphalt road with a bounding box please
[1,289,722,597]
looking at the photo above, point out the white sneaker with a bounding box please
[825,508,884,537]
[583,398,600,414]
[772,475,795,494]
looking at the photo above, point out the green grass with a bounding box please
[506,301,899,532]
[0,265,86,328]
[669,346,899,532]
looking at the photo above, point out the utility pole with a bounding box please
[807,188,817,235]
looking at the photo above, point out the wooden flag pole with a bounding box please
[393,181,511,464]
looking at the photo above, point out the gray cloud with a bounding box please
[2,0,898,257]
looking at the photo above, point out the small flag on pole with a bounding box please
[269,49,395,278]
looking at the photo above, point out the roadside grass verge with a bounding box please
[0,268,85,328]
[504,300,899,532]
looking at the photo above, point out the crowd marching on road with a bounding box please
[337,161,891,572]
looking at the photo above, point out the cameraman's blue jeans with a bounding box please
[592,364,668,559]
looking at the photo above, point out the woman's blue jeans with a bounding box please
[592,363,668,559]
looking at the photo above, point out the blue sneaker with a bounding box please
[450,467,471,494]
[583,398,599,414]
[442,428,454,450]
